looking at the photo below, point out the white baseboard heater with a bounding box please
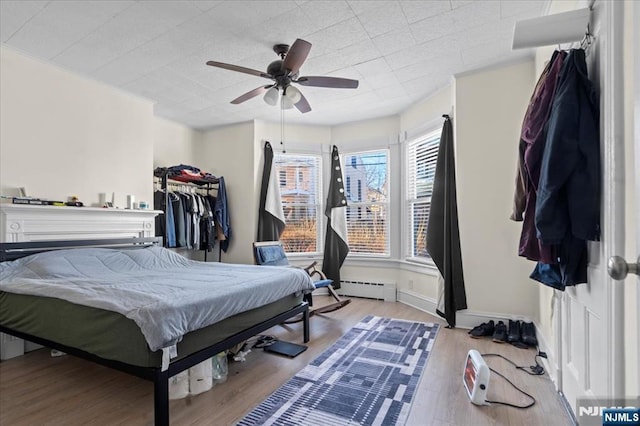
[335,280,397,302]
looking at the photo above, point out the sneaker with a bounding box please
[521,322,538,346]
[468,320,495,338]
[492,321,508,343]
[507,320,522,343]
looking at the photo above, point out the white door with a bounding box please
[559,0,627,415]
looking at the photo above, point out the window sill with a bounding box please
[286,254,440,276]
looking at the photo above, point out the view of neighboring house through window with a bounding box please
[343,149,389,255]
[273,153,321,254]
[406,130,440,260]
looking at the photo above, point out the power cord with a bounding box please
[481,353,545,376]
[480,352,543,409]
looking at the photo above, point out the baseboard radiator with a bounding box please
[335,280,397,302]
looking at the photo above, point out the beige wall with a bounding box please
[0,46,154,208]
[401,85,453,133]
[453,59,537,318]
[153,117,199,168]
[195,122,256,265]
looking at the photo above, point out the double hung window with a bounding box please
[342,150,390,256]
[273,153,322,254]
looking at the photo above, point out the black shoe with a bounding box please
[492,321,508,343]
[468,320,495,338]
[521,322,538,346]
[507,320,522,343]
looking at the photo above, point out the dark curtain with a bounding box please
[322,145,349,289]
[257,141,285,242]
[426,115,467,327]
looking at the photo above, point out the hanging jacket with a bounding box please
[214,177,231,252]
[517,50,566,264]
[536,49,600,244]
[531,49,600,289]
[511,50,565,222]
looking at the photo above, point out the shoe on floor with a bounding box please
[521,321,538,346]
[492,321,508,343]
[507,320,522,343]
[468,320,495,338]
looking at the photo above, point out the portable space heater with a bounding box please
[463,349,491,405]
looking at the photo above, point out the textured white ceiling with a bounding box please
[0,0,545,129]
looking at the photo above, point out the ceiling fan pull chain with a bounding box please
[280,101,286,154]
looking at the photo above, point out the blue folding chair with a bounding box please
[253,241,351,318]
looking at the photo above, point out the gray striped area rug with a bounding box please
[238,316,440,426]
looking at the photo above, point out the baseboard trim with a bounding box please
[396,289,533,329]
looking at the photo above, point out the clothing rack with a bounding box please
[154,168,223,262]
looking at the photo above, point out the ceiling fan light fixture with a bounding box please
[263,86,279,106]
[284,85,302,104]
[207,38,358,113]
[281,94,294,110]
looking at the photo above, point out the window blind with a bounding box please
[406,131,440,259]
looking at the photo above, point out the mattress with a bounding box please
[0,246,314,352]
[0,291,303,368]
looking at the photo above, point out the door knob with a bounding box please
[607,256,640,280]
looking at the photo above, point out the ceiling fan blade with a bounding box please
[296,76,359,89]
[294,91,311,113]
[206,61,272,79]
[230,85,272,104]
[282,39,311,74]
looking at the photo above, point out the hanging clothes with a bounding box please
[257,141,286,242]
[214,177,231,253]
[515,50,567,265]
[426,115,466,328]
[532,49,600,289]
[512,49,600,290]
[536,49,600,244]
[154,190,176,248]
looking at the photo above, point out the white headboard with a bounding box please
[0,204,161,242]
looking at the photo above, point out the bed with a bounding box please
[0,237,313,426]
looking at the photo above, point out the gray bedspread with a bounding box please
[0,246,315,352]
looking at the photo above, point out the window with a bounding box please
[406,130,440,260]
[343,150,389,255]
[274,153,322,254]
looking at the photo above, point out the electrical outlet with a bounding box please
[408,280,414,290]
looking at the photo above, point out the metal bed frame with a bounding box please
[0,237,310,425]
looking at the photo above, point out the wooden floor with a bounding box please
[0,297,572,425]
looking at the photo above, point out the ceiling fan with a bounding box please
[206,39,359,113]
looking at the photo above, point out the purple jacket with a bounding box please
[517,50,566,263]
